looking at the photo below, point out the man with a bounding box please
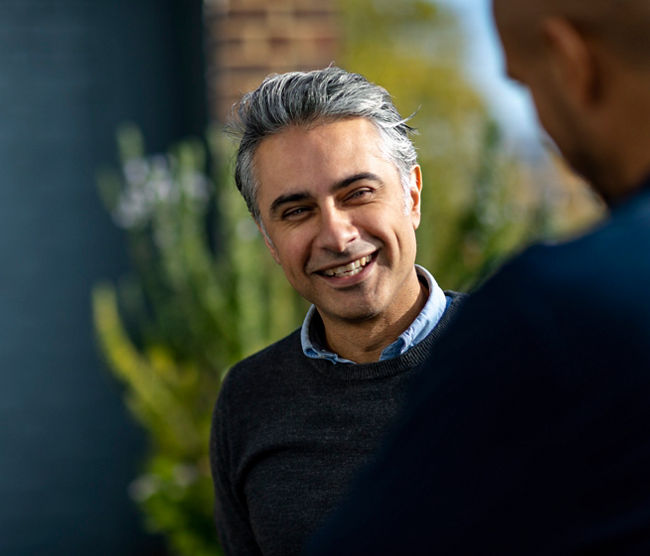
[209,67,464,555]
[305,1,650,554]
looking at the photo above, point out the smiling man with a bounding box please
[254,117,426,363]
[209,67,464,555]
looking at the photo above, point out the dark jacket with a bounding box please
[305,179,650,555]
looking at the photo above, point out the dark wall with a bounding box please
[0,1,206,553]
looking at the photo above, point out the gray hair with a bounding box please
[229,66,418,222]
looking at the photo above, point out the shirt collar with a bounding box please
[300,265,448,364]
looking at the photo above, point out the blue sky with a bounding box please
[438,0,540,142]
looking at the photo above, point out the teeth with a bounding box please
[323,255,372,278]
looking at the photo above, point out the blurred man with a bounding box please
[209,67,464,555]
[305,1,650,554]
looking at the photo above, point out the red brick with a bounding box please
[205,0,340,121]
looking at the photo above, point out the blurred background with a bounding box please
[0,0,603,554]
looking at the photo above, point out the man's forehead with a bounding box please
[253,117,388,195]
[254,117,383,164]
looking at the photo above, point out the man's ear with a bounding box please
[542,16,600,109]
[409,165,423,229]
[257,221,280,264]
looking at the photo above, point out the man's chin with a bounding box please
[320,304,381,324]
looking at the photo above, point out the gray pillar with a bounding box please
[0,1,206,553]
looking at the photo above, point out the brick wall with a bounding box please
[204,0,340,121]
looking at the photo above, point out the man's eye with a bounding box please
[347,188,373,201]
[282,207,309,220]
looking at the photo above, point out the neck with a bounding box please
[319,273,428,364]
[592,143,650,206]
[591,70,650,203]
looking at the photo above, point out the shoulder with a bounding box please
[442,290,467,311]
[490,202,650,308]
[218,328,303,407]
[440,204,650,369]
[516,188,650,280]
[211,328,304,458]
[430,290,467,334]
[229,328,303,374]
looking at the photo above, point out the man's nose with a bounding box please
[314,206,359,253]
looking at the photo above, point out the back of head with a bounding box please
[495,0,650,66]
[560,0,650,56]
[494,0,650,199]
[230,66,417,221]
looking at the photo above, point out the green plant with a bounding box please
[337,0,553,289]
[93,125,306,555]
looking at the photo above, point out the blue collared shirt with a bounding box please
[300,265,449,364]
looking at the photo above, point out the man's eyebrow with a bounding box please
[268,172,382,217]
[270,192,311,216]
[334,172,382,191]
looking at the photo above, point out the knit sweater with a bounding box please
[210,292,464,556]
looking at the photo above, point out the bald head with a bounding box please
[494,0,650,68]
[494,0,650,200]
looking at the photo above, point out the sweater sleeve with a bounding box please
[210,388,263,556]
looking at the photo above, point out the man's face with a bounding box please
[254,117,422,326]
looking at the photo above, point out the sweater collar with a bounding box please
[300,265,448,365]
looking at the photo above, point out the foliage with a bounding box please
[337,0,553,289]
[93,126,305,555]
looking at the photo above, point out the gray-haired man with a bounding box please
[209,66,464,555]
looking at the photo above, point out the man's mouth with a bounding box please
[321,254,373,278]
